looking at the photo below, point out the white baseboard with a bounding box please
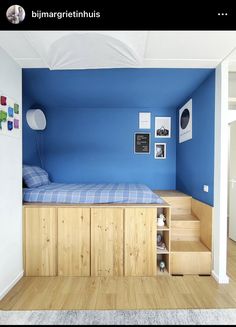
[212,270,230,284]
[0,271,24,300]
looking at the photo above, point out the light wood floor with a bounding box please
[1,239,236,310]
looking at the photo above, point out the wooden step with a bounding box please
[172,214,198,221]
[171,241,211,275]
[154,190,192,215]
[171,241,210,252]
[171,214,200,241]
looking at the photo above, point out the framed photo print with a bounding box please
[134,133,150,154]
[154,143,166,159]
[155,117,171,138]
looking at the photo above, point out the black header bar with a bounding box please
[0,1,235,30]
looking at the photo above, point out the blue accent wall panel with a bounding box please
[23,68,214,192]
[176,71,215,205]
[22,94,41,167]
[35,107,176,189]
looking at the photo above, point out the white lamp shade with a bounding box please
[26,109,46,130]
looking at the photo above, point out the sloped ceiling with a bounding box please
[1,31,236,69]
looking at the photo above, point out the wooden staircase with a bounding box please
[157,191,212,275]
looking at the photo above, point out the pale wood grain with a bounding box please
[171,241,211,275]
[191,198,213,250]
[23,202,170,208]
[91,208,124,276]
[161,197,192,215]
[171,252,211,275]
[58,208,90,276]
[154,190,191,198]
[171,215,200,241]
[24,208,57,276]
[1,238,236,310]
[125,208,157,276]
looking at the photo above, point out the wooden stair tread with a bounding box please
[172,214,199,222]
[154,190,192,198]
[171,241,210,252]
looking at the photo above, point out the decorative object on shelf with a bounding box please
[157,233,166,250]
[179,99,192,143]
[157,213,166,227]
[155,117,171,138]
[159,260,166,272]
[26,109,46,130]
[154,143,166,159]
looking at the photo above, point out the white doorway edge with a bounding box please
[213,61,230,284]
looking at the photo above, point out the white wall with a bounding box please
[229,121,236,240]
[229,72,236,98]
[0,47,23,299]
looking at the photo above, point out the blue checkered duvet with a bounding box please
[23,183,163,204]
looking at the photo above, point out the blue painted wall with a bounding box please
[23,68,214,191]
[176,71,215,205]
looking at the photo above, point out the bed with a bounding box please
[23,182,164,204]
[23,166,170,277]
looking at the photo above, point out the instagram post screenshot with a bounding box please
[0,0,236,325]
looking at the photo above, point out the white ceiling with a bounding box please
[1,31,236,69]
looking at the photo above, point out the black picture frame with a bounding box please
[134,133,150,154]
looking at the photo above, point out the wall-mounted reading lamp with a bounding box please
[26,109,46,130]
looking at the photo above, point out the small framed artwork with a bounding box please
[154,143,166,159]
[179,99,192,143]
[155,117,171,138]
[139,112,151,129]
[134,133,150,154]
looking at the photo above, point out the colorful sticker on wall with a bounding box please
[8,107,14,117]
[0,110,7,130]
[0,92,20,137]
[7,121,13,131]
[14,103,19,114]
[0,96,7,106]
[14,118,19,129]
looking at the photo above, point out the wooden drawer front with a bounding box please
[58,208,90,276]
[91,208,124,276]
[124,208,156,276]
[171,252,211,275]
[24,208,57,276]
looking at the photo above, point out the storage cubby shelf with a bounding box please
[157,226,169,231]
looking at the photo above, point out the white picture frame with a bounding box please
[154,143,166,159]
[179,99,192,143]
[139,112,151,129]
[155,117,171,138]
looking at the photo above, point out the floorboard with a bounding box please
[1,239,236,310]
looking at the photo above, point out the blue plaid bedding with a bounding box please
[23,183,163,204]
